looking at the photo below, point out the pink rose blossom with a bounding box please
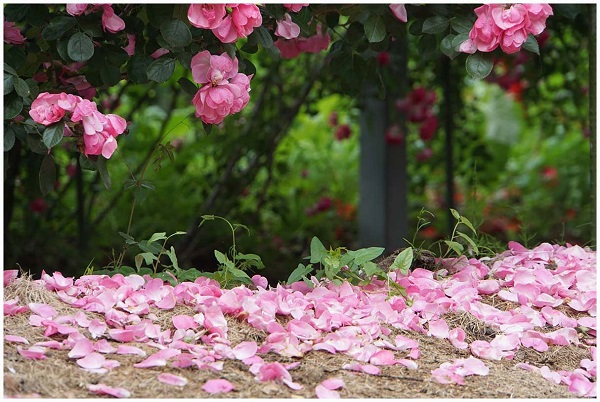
[101,5,125,33]
[191,50,238,86]
[212,15,238,43]
[188,4,227,29]
[66,4,89,16]
[275,13,300,39]
[230,4,262,38]
[523,4,553,35]
[284,4,308,13]
[123,34,136,56]
[4,21,25,45]
[389,4,407,23]
[274,38,302,59]
[29,93,68,126]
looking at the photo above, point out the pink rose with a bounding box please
[490,4,529,31]
[71,100,104,135]
[122,34,136,56]
[66,4,89,16]
[297,29,330,53]
[29,92,72,126]
[500,27,528,54]
[275,13,300,39]
[228,73,251,114]
[191,50,238,86]
[230,4,262,38]
[187,4,226,29]
[465,5,502,53]
[284,4,308,13]
[212,15,239,43]
[104,114,127,137]
[389,4,407,23]
[274,38,302,59]
[192,85,236,125]
[4,21,25,45]
[101,5,125,33]
[81,112,126,159]
[150,48,170,59]
[523,4,553,35]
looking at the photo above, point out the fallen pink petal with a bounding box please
[76,352,105,369]
[87,383,131,398]
[202,378,235,394]
[315,384,340,399]
[157,373,188,387]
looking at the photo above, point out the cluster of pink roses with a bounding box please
[190,51,252,125]
[460,3,553,55]
[29,92,127,159]
[187,4,262,44]
[66,4,125,33]
[4,20,25,45]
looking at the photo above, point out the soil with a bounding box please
[3,264,594,399]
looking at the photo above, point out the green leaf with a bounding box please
[364,14,386,43]
[450,208,461,220]
[362,261,382,278]
[177,268,204,282]
[4,73,14,95]
[133,186,150,204]
[166,246,180,271]
[99,63,122,86]
[418,34,438,59]
[522,34,540,55]
[42,16,77,41]
[123,179,137,190]
[440,34,459,59]
[146,58,176,83]
[119,232,137,245]
[140,180,155,190]
[4,92,23,120]
[39,154,56,196]
[178,77,197,96]
[26,132,48,154]
[236,253,265,269]
[138,267,154,276]
[4,124,16,151]
[451,33,469,52]
[408,19,424,36]
[67,32,95,62]
[553,4,582,20]
[147,232,167,244]
[96,156,111,190]
[422,15,449,34]
[4,4,29,22]
[202,122,212,135]
[390,247,413,275]
[161,19,192,48]
[323,254,341,279]
[147,4,175,28]
[465,52,494,80]
[254,26,274,49]
[309,236,327,264]
[135,254,144,270]
[445,240,464,255]
[137,240,162,254]
[353,247,385,266]
[456,232,479,255]
[42,123,64,149]
[118,266,136,276]
[228,266,251,281]
[127,55,153,84]
[154,271,178,286]
[140,252,157,265]
[214,250,230,266]
[450,16,474,34]
[325,12,340,29]
[287,263,314,284]
[79,154,96,170]
[459,216,477,234]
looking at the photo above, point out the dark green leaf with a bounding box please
[42,16,77,41]
[176,52,192,70]
[42,123,64,149]
[325,12,340,29]
[27,4,50,26]
[161,19,192,48]
[465,52,494,79]
[39,154,56,196]
[4,48,26,71]
[140,180,155,190]
[26,132,48,154]
[451,15,474,34]
[118,266,136,276]
[13,77,30,100]
[309,236,327,263]
[4,93,23,120]
[134,187,150,204]
[154,271,178,286]
[96,156,111,190]
[440,34,459,59]
[418,34,438,59]
[241,42,259,54]
[422,15,449,34]
[522,34,540,55]
[119,231,137,245]
[456,232,479,255]
[79,154,97,170]
[4,4,29,22]
[56,38,72,63]
[364,14,386,43]
[147,4,175,28]
[4,63,18,76]
[451,32,470,52]
[254,26,274,49]
[553,4,582,20]
[100,63,122,86]
[4,74,14,95]
[353,247,385,266]
[127,55,153,84]
[137,240,162,254]
[202,122,212,135]
[67,32,94,62]
[4,124,16,151]
[25,79,39,100]
[408,19,424,36]
[146,58,176,83]
[178,77,198,96]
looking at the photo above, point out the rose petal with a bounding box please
[17,346,46,360]
[5,335,29,344]
[173,315,198,330]
[232,341,258,360]
[315,384,340,399]
[87,383,131,398]
[321,378,345,390]
[28,303,57,319]
[133,353,167,368]
[77,352,105,369]
[370,349,396,365]
[68,339,94,359]
[158,373,188,387]
[202,379,235,394]
[342,362,380,375]
[116,345,147,357]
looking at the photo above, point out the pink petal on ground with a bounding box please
[490,333,520,352]
[4,299,29,315]
[515,363,539,372]
[448,328,468,349]
[342,362,381,375]
[4,270,18,286]
[88,319,107,338]
[287,319,319,340]
[94,339,117,354]
[87,383,131,398]
[546,328,578,346]
[321,378,345,390]
[370,349,396,365]
[476,280,500,295]
[283,379,304,390]
[103,359,121,369]
[470,340,502,360]
[232,341,258,360]
[256,361,291,382]
[68,339,94,359]
[116,345,147,356]
[77,352,105,369]
[398,359,419,370]
[155,290,176,310]
[157,373,188,387]
[108,328,135,342]
[567,373,596,397]
[34,340,63,349]
[539,366,561,384]
[173,315,198,330]
[428,319,449,339]
[315,384,340,399]
[521,332,549,352]
[252,274,268,289]
[431,367,465,385]
[5,335,29,344]
[28,303,57,318]
[202,379,235,394]
[459,357,489,376]
[17,346,46,360]
[133,353,167,368]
